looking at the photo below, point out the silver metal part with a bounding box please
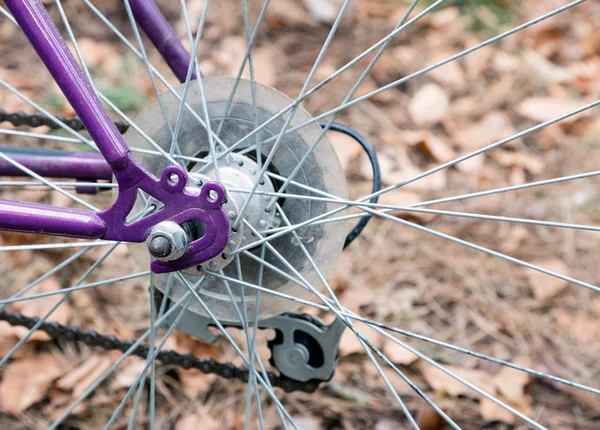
[157,296,344,382]
[126,77,349,322]
[146,221,188,262]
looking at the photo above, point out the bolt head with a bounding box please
[148,235,171,258]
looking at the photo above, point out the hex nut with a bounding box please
[146,221,188,261]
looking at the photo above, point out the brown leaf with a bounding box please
[176,411,220,430]
[382,341,419,365]
[419,363,495,399]
[516,97,586,124]
[555,311,600,342]
[452,111,517,150]
[493,357,532,406]
[408,83,449,126]
[176,368,217,399]
[110,357,147,391]
[340,321,382,356]
[328,130,364,172]
[480,396,517,424]
[525,259,569,300]
[377,189,437,223]
[289,415,321,430]
[12,278,71,342]
[0,353,68,413]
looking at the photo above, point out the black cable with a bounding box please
[318,122,381,249]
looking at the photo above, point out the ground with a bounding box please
[0,0,599,429]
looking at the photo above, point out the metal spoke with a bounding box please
[0,240,114,252]
[178,273,299,430]
[230,98,600,254]
[49,290,193,429]
[228,188,600,233]
[0,242,120,368]
[240,217,455,428]
[0,78,95,149]
[198,0,447,169]
[0,271,150,307]
[0,146,98,210]
[122,0,174,138]
[205,270,600,398]
[265,0,421,211]
[213,0,270,139]
[232,0,353,230]
[104,277,203,429]
[80,0,228,151]
[0,128,80,143]
[244,0,588,151]
[173,0,211,158]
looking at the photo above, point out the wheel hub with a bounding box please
[125,77,348,322]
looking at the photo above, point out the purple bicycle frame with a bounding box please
[1,0,227,273]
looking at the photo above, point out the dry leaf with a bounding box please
[453,111,517,150]
[177,368,217,399]
[382,341,419,365]
[0,353,68,413]
[340,321,381,355]
[480,396,517,424]
[408,83,449,126]
[110,357,147,391]
[12,278,71,342]
[555,311,600,342]
[419,363,495,399]
[289,415,321,430]
[328,130,364,171]
[176,411,220,430]
[525,259,569,300]
[493,357,532,406]
[516,97,586,124]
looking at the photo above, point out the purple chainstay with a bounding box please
[2,0,229,273]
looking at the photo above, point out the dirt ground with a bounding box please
[0,0,599,429]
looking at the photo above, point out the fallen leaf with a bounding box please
[377,189,436,223]
[493,357,532,405]
[289,415,321,430]
[453,111,517,150]
[419,363,495,399]
[328,130,364,171]
[555,311,600,342]
[525,259,569,300]
[110,357,147,391]
[340,321,382,356]
[382,341,419,365]
[12,278,71,342]
[0,353,68,413]
[176,411,220,430]
[516,97,586,124]
[177,368,217,399]
[480,396,517,424]
[408,83,449,126]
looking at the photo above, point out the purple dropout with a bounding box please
[1,0,229,272]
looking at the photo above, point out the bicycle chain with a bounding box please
[0,309,319,393]
[0,109,322,393]
[0,109,130,134]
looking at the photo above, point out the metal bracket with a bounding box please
[155,289,345,383]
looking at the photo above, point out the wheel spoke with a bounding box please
[48,290,193,429]
[232,0,353,230]
[178,273,300,430]
[265,0,422,211]
[245,0,588,149]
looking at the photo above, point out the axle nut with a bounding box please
[146,221,188,261]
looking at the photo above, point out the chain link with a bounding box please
[0,109,130,134]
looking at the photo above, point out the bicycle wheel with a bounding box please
[0,0,598,429]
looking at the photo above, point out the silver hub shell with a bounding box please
[125,77,348,322]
